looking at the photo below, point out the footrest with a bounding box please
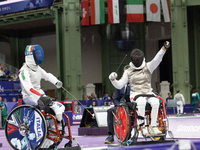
[144,133,166,137]
[127,140,176,146]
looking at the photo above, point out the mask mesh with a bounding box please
[130,49,144,67]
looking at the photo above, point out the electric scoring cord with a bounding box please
[61,86,94,117]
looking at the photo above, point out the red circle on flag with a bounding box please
[150,3,158,14]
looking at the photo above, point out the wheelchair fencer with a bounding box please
[113,94,169,145]
[5,103,73,150]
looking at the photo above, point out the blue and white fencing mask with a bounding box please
[25,45,44,65]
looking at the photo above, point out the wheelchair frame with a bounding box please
[5,105,73,150]
[114,95,168,145]
[41,111,72,144]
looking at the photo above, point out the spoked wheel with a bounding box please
[148,109,167,141]
[114,103,132,143]
[5,105,47,150]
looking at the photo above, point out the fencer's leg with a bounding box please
[105,107,115,144]
[180,104,183,114]
[136,97,148,136]
[148,97,162,135]
[50,102,65,122]
[148,98,159,126]
[177,106,179,114]
[193,104,197,112]
[136,97,146,125]
[23,95,39,106]
[107,107,115,135]
[38,96,65,121]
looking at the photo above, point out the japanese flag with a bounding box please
[146,0,161,22]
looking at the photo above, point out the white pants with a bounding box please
[177,101,184,114]
[130,92,160,127]
[23,95,65,121]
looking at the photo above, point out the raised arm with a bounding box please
[147,41,170,74]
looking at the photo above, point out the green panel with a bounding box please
[188,6,200,96]
[186,0,200,6]
[187,6,195,98]
[193,7,200,92]
[9,31,31,69]
[101,24,111,94]
[170,0,191,103]
[53,0,82,100]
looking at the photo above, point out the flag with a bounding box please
[126,0,144,23]
[107,0,124,24]
[81,0,89,26]
[161,0,170,22]
[146,0,161,22]
[90,0,105,25]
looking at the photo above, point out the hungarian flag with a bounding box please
[161,0,170,22]
[81,0,89,26]
[146,0,161,22]
[107,0,124,24]
[90,0,105,25]
[126,0,144,23]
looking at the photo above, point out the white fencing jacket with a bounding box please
[18,55,59,105]
[111,48,166,95]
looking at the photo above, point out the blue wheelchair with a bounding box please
[5,105,73,150]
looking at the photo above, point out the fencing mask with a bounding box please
[130,49,144,68]
[25,45,44,65]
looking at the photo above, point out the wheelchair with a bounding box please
[5,104,73,150]
[113,94,168,145]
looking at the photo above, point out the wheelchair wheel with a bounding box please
[148,109,167,141]
[5,105,47,150]
[114,103,132,142]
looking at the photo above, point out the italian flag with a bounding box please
[25,45,34,56]
[126,0,144,23]
[90,0,105,25]
[107,0,124,24]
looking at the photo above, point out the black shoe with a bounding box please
[104,135,114,144]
